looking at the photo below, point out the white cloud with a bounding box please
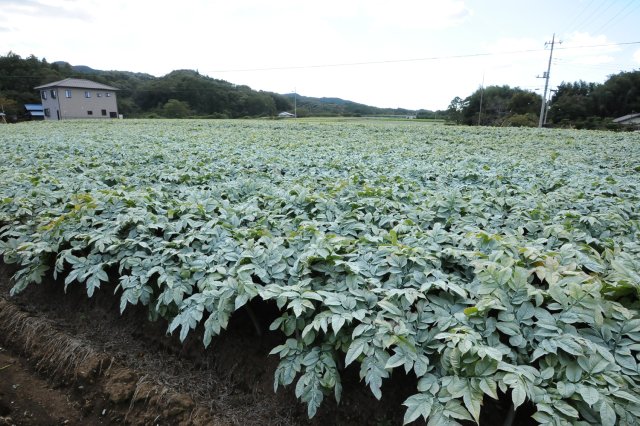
[634,49,640,64]
[557,32,620,66]
[2,1,637,111]
[361,0,472,30]
[1,0,92,20]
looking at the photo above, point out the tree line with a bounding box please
[2,52,636,127]
[0,52,432,120]
[0,52,293,119]
[445,70,640,129]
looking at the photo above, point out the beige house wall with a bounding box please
[39,87,118,120]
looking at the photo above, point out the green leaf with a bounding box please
[565,361,582,382]
[402,393,433,424]
[479,378,498,400]
[511,380,527,409]
[234,293,249,310]
[306,388,323,418]
[463,306,478,316]
[474,357,498,377]
[556,337,583,356]
[599,401,616,426]
[331,315,346,335]
[345,338,367,366]
[557,381,575,398]
[442,399,473,422]
[578,385,600,406]
[554,400,579,418]
[386,351,408,370]
[478,346,503,361]
[378,300,402,316]
[463,387,482,424]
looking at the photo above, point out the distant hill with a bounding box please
[53,62,100,75]
[284,94,420,117]
[52,61,156,79]
[1,53,429,119]
[52,62,423,117]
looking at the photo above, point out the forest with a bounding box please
[446,70,640,129]
[0,52,423,120]
[1,52,638,128]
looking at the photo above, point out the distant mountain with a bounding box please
[52,61,155,80]
[52,62,100,74]
[51,61,421,116]
[2,53,428,119]
[284,94,421,117]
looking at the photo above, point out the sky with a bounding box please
[2,0,640,111]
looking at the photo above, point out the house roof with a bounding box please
[613,112,640,123]
[24,104,43,111]
[34,78,119,91]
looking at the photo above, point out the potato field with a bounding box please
[1,119,640,425]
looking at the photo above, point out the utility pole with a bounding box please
[538,33,559,128]
[294,87,297,118]
[477,73,485,126]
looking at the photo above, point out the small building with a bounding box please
[24,104,45,120]
[34,78,119,120]
[613,113,640,126]
[278,111,296,118]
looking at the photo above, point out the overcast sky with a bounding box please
[2,0,640,110]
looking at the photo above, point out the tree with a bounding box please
[242,92,276,117]
[546,81,598,124]
[508,91,541,115]
[592,71,640,118]
[547,72,640,127]
[162,99,191,118]
[0,96,19,116]
[458,86,541,126]
[446,96,466,124]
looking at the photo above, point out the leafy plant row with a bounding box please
[1,120,640,425]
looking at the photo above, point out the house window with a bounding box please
[101,109,107,116]
[65,90,72,98]
[44,108,50,117]
[105,92,111,97]
[87,110,93,115]
[50,90,57,99]
[97,92,102,97]
[42,91,47,100]
[85,91,91,98]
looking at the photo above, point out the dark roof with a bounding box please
[24,104,44,111]
[34,78,119,91]
[613,113,640,123]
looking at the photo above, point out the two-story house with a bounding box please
[34,78,119,120]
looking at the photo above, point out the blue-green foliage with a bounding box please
[1,120,640,424]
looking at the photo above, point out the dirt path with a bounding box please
[0,344,106,426]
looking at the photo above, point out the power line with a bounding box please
[1,41,638,81]
[565,0,610,35]
[560,0,595,34]
[593,0,639,35]
[561,0,597,35]
[202,41,640,73]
